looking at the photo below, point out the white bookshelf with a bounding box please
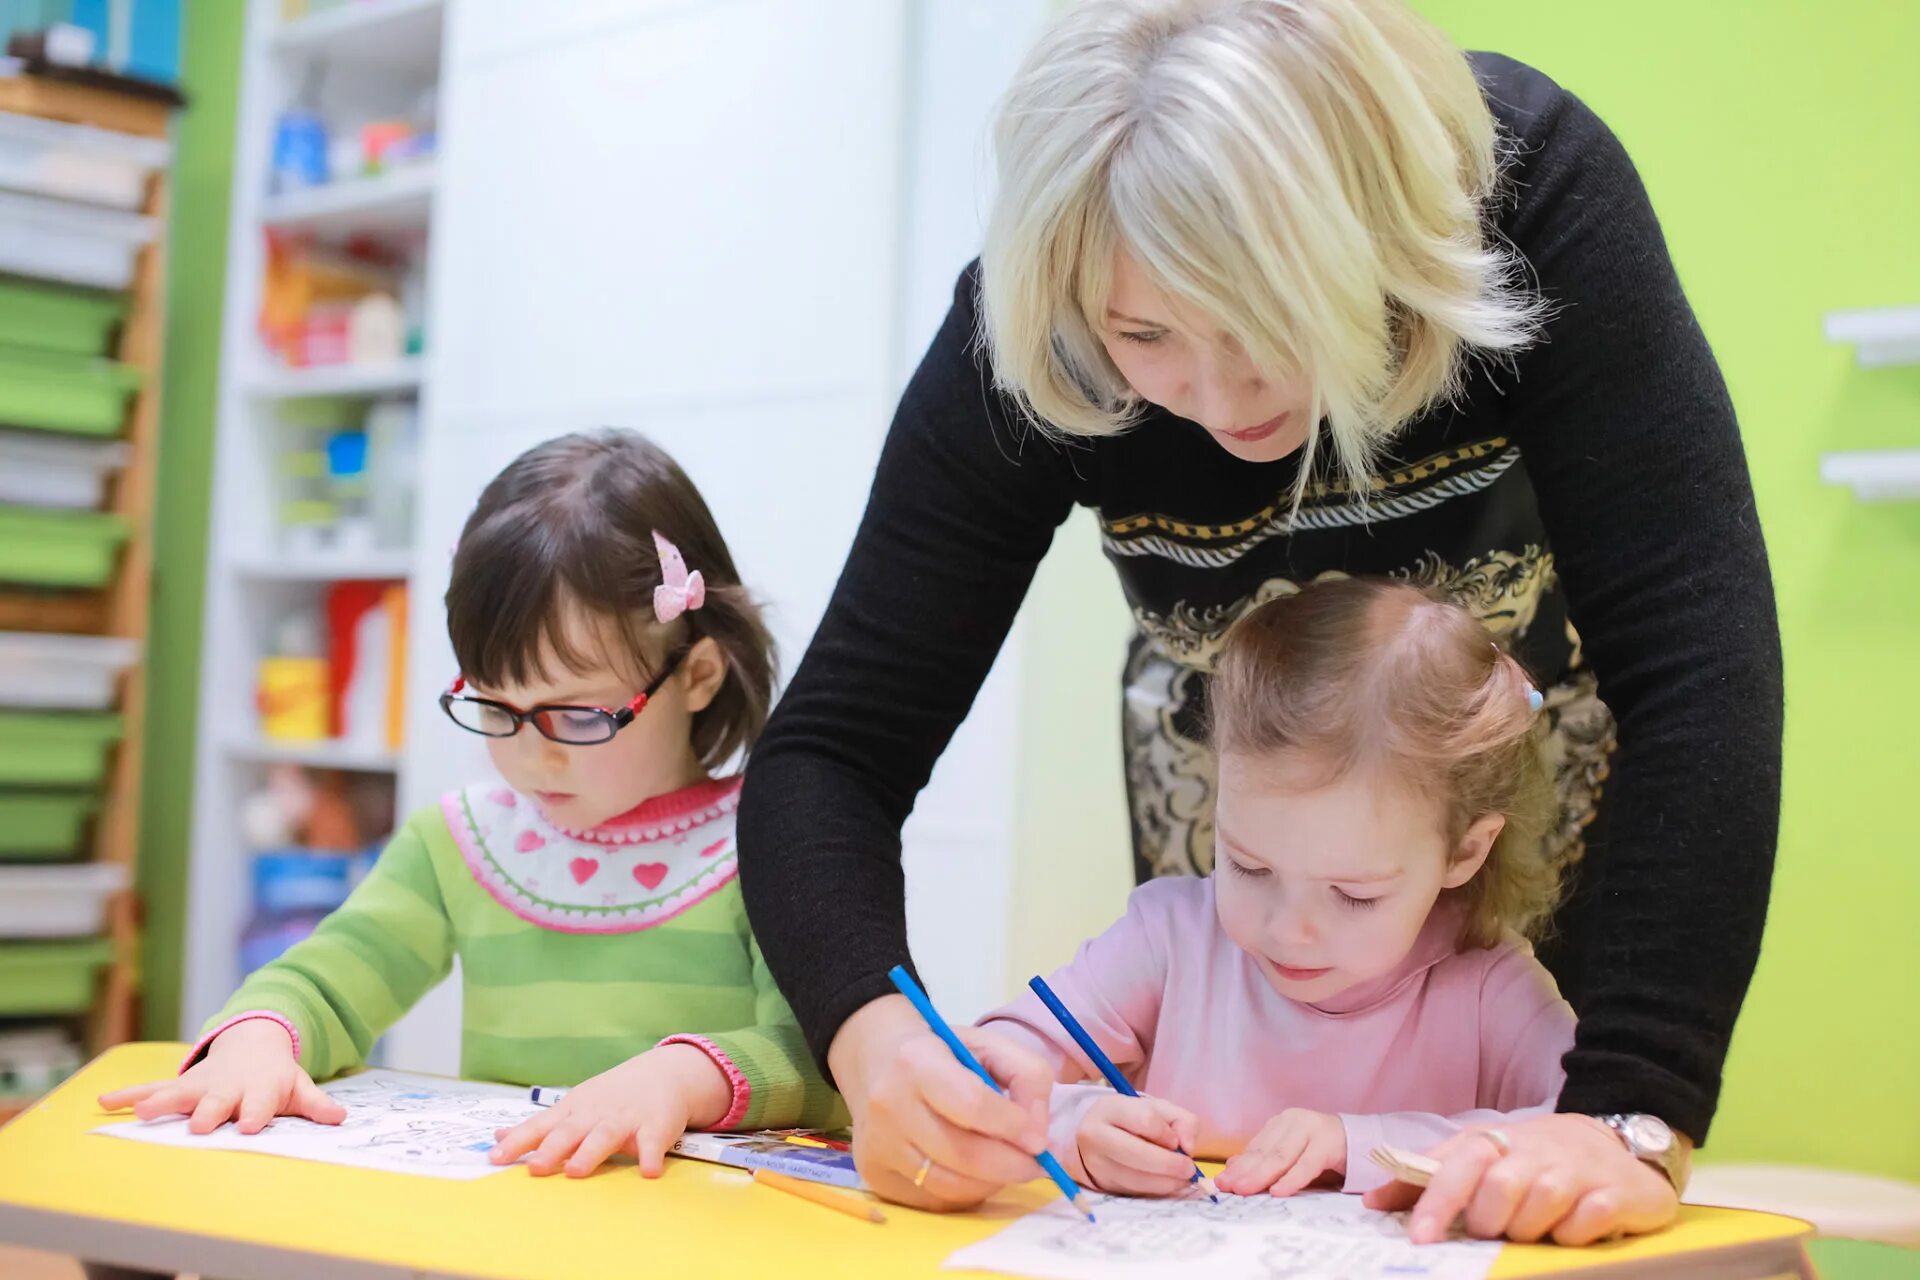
[183,0,444,1036]
[247,356,427,400]
[260,163,436,237]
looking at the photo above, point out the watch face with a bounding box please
[1623,1114,1674,1155]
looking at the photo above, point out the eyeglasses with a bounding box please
[439,649,687,746]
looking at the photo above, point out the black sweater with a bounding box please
[738,53,1782,1142]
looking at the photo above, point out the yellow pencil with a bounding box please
[752,1168,887,1224]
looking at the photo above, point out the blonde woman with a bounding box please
[739,0,1779,1246]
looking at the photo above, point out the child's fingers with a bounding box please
[489,1112,555,1164]
[291,1078,347,1126]
[98,1082,166,1112]
[187,1088,240,1135]
[563,1122,631,1178]
[526,1123,588,1176]
[1219,1150,1282,1195]
[131,1083,199,1121]
[1089,1122,1198,1183]
[1083,1148,1191,1199]
[1146,1099,1201,1154]
[633,1118,680,1179]
[234,1086,280,1135]
[1267,1142,1333,1198]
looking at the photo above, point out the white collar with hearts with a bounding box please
[440,777,742,934]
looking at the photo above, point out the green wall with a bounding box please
[137,0,243,1040]
[1411,2,1920,1179]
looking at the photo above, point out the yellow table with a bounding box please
[0,1045,1813,1279]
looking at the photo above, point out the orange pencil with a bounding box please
[752,1168,887,1224]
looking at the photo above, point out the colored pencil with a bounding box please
[753,1168,887,1223]
[1029,975,1221,1203]
[888,965,1097,1224]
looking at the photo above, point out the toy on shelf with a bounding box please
[237,764,389,974]
[256,611,328,742]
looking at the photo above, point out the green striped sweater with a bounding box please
[200,776,844,1131]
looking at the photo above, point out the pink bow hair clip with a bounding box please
[652,531,706,623]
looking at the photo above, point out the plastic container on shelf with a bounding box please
[0,190,158,289]
[0,632,140,710]
[0,110,173,210]
[0,862,128,937]
[0,711,123,787]
[0,347,144,436]
[0,506,131,588]
[0,278,125,357]
[0,432,131,510]
[0,792,98,861]
[0,938,114,1016]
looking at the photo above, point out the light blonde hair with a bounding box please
[980,0,1543,504]
[1209,578,1561,948]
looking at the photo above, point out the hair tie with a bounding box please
[652,531,706,623]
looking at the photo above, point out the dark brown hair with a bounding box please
[1210,577,1560,947]
[445,430,775,770]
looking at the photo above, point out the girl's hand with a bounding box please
[1218,1108,1347,1197]
[1074,1094,1202,1198]
[830,996,1055,1212]
[1364,1114,1680,1245]
[488,1044,730,1178]
[97,1020,345,1134]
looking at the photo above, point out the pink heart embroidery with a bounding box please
[515,830,545,853]
[490,789,517,808]
[699,839,728,859]
[633,863,669,890]
[569,857,600,886]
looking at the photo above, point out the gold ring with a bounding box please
[1480,1128,1513,1158]
[912,1154,934,1188]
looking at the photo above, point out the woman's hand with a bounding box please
[488,1043,730,1178]
[1074,1094,1201,1198]
[830,995,1055,1211]
[97,1020,345,1134]
[1365,1114,1681,1245]
[1218,1108,1347,1198]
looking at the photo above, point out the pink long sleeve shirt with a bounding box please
[980,876,1575,1194]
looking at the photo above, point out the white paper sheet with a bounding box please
[946,1190,1500,1280]
[92,1069,541,1181]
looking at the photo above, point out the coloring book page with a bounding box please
[93,1069,541,1181]
[946,1189,1500,1280]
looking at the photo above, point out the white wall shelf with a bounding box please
[260,163,435,238]
[248,356,425,400]
[1824,307,1920,367]
[271,0,444,76]
[1820,449,1920,502]
[233,551,413,581]
[225,739,401,773]
[186,0,440,1047]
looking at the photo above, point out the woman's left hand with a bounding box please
[488,1044,730,1178]
[1365,1114,1680,1246]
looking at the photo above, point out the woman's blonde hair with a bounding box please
[1209,578,1561,948]
[980,0,1542,503]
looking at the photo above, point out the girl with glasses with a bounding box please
[102,430,844,1181]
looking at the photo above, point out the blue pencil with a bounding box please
[887,966,1097,1224]
[1029,975,1221,1203]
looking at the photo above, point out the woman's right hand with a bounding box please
[97,1019,346,1135]
[831,994,1056,1211]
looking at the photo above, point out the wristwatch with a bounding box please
[1594,1114,1689,1192]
